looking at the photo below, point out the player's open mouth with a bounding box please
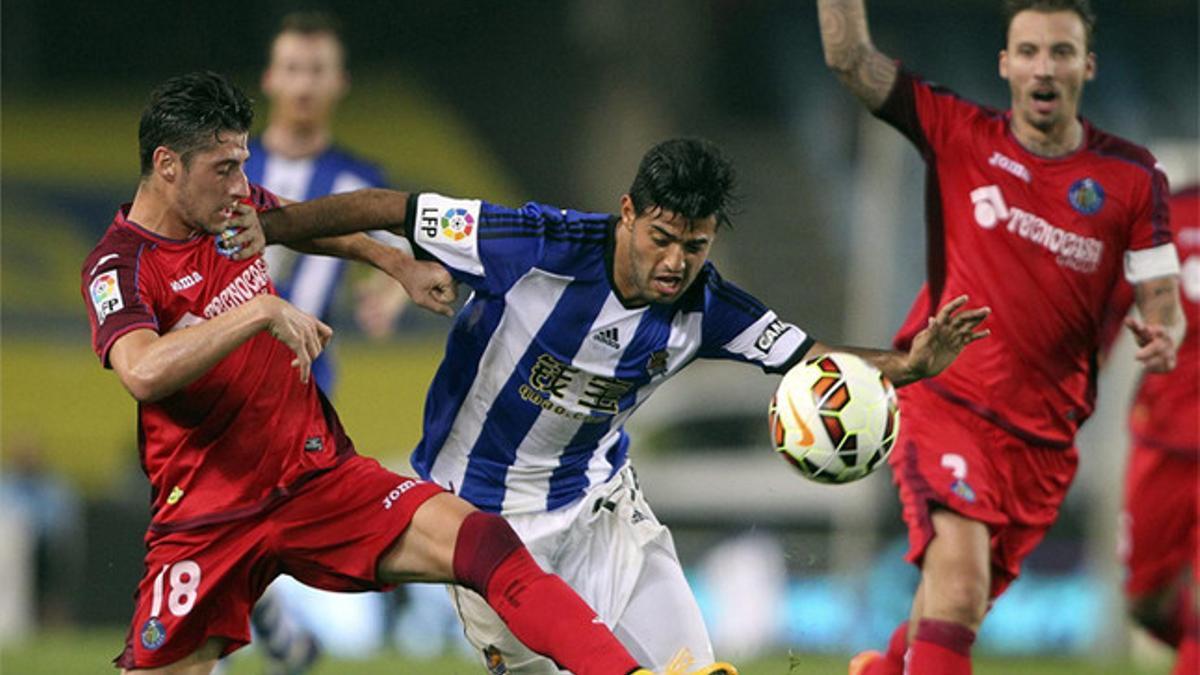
[1031,89,1058,114]
[653,276,682,295]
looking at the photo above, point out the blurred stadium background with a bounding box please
[1,0,1196,672]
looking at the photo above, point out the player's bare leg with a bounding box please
[121,638,225,675]
[902,508,988,673]
[377,492,472,583]
[377,492,641,675]
[920,509,990,630]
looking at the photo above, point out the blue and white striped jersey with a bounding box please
[406,193,814,515]
[245,139,388,394]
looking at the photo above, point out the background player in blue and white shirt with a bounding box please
[259,137,990,672]
[248,11,409,396]
[237,13,409,673]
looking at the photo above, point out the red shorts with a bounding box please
[115,455,444,670]
[1119,443,1199,597]
[890,383,1079,599]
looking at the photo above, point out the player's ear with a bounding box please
[998,49,1009,80]
[153,146,178,182]
[619,194,636,229]
[1084,52,1096,81]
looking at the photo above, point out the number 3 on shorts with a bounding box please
[940,453,968,479]
[150,560,201,617]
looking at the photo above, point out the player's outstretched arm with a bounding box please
[228,192,457,316]
[107,295,331,402]
[1125,275,1185,372]
[284,232,457,317]
[807,294,990,386]
[817,0,899,112]
[258,188,412,244]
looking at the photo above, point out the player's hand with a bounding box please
[225,203,267,261]
[354,272,411,339]
[261,296,333,383]
[906,294,991,379]
[1124,316,1177,372]
[376,247,458,318]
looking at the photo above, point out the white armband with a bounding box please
[1125,243,1180,283]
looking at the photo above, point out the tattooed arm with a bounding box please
[1125,276,1185,373]
[817,0,898,112]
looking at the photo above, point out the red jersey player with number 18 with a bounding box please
[1105,186,1199,675]
[816,1,1186,673]
[82,71,666,675]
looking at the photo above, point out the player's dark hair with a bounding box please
[277,10,344,40]
[138,71,253,176]
[628,138,739,230]
[1004,0,1096,50]
[271,10,347,63]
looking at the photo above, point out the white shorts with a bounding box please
[450,464,714,673]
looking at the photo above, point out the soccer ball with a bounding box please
[768,352,900,484]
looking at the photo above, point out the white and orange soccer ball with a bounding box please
[768,352,900,484]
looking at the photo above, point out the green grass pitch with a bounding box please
[0,628,1170,674]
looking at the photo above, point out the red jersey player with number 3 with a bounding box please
[81,71,684,675]
[815,1,1186,673]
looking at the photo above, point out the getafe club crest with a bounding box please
[441,207,476,241]
[140,617,167,650]
[1068,177,1105,215]
[951,478,977,503]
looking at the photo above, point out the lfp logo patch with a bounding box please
[440,208,475,242]
[90,270,125,324]
[140,617,167,650]
[1068,177,1105,215]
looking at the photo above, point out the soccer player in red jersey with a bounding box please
[1104,186,1199,675]
[816,1,1187,673]
[82,70,671,675]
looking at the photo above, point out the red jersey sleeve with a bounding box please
[81,233,161,367]
[1128,163,1173,252]
[247,183,281,211]
[873,67,994,159]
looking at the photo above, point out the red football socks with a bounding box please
[485,545,639,675]
[452,511,639,675]
[906,618,975,675]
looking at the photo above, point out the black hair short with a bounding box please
[138,71,253,176]
[628,138,739,229]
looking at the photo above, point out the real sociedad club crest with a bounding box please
[140,617,167,650]
[440,207,475,242]
[646,349,669,378]
[1068,177,1105,215]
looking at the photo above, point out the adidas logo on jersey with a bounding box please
[592,327,621,349]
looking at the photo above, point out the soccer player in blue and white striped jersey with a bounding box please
[249,11,406,396]
[258,137,989,672]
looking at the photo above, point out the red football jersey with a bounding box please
[1104,187,1199,455]
[878,69,1175,447]
[81,184,355,533]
